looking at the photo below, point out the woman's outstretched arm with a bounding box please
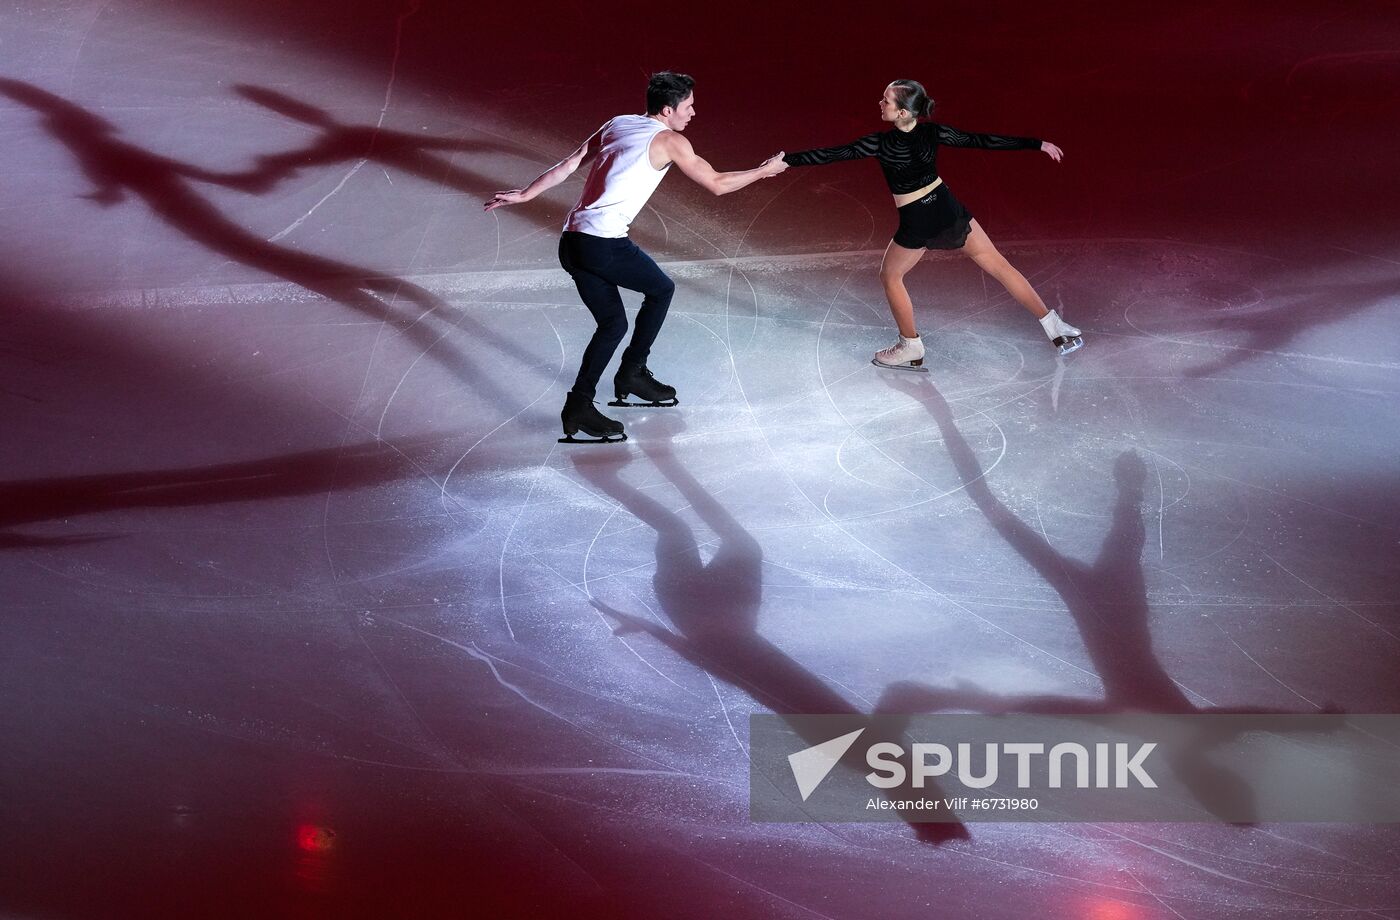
[783,133,882,167]
[934,123,1063,161]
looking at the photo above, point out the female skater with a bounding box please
[783,80,1081,369]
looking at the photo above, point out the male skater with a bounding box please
[485,72,786,442]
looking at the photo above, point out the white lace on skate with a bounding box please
[873,336,925,369]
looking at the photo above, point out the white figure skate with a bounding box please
[1039,309,1084,355]
[872,334,928,372]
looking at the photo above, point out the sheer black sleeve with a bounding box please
[783,134,883,167]
[933,123,1040,151]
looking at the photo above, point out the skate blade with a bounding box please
[871,358,929,373]
[558,431,628,444]
[1055,336,1084,356]
[607,397,679,408]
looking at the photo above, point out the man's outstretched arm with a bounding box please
[483,128,602,211]
[658,132,786,196]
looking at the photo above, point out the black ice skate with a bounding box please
[609,364,679,407]
[559,391,627,443]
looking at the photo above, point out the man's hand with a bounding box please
[1039,141,1064,163]
[483,189,528,211]
[483,127,601,212]
[664,133,789,195]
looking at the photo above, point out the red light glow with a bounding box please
[296,824,336,853]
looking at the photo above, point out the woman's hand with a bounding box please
[1040,141,1064,163]
[761,151,788,176]
[483,189,528,211]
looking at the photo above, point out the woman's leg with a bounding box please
[961,220,1049,319]
[879,240,926,338]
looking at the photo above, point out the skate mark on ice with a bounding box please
[1071,370,1393,399]
[821,673,877,710]
[1049,357,1066,412]
[711,245,1202,702]
[813,294,954,500]
[1212,620,1321,708]
[578,500,700,696]
[496,442,560,642]
[281,390,485,536]
[1105,823,1392,877]
[1330,243,1400,268]
[382,616,691,773]
[1176,461,1386,529]
[826,400,1009,512]
[1096,828,1396,918]
[643,203,670,246]
[351,618,467,770]
[64,2,115,97]
[1042,826,1192,920]
[440,310,568,510]
[707,671,749,759]
[387,613,689,710]
[374,184,472,434]
[1250,825,1389,871]
[671,853,845,920]
[1257,547,1400,644]
[1122,295,1400,372]
[266,1,420,243]
[675,312,740,403]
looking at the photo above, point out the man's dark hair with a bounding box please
[646,72,695,115]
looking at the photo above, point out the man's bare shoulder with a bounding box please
[650,127,678,146]
[649,128,691,169]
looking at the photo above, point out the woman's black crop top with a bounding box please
[783,122,1041,194]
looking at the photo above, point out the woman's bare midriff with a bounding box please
[892,177,943,208]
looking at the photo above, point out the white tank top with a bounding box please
[564,115,671,238]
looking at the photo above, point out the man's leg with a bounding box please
[609,241,675,369]
[578,239,678,404]
[560,233,630,399]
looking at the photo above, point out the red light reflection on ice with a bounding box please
[296,824,336,853]
[293,823,338,892]
[1086,901,1140,920]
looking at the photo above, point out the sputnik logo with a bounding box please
[787,728,865,801]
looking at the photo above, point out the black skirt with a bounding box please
[893,184,973,250]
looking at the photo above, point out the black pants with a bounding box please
[558,230,675,399]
